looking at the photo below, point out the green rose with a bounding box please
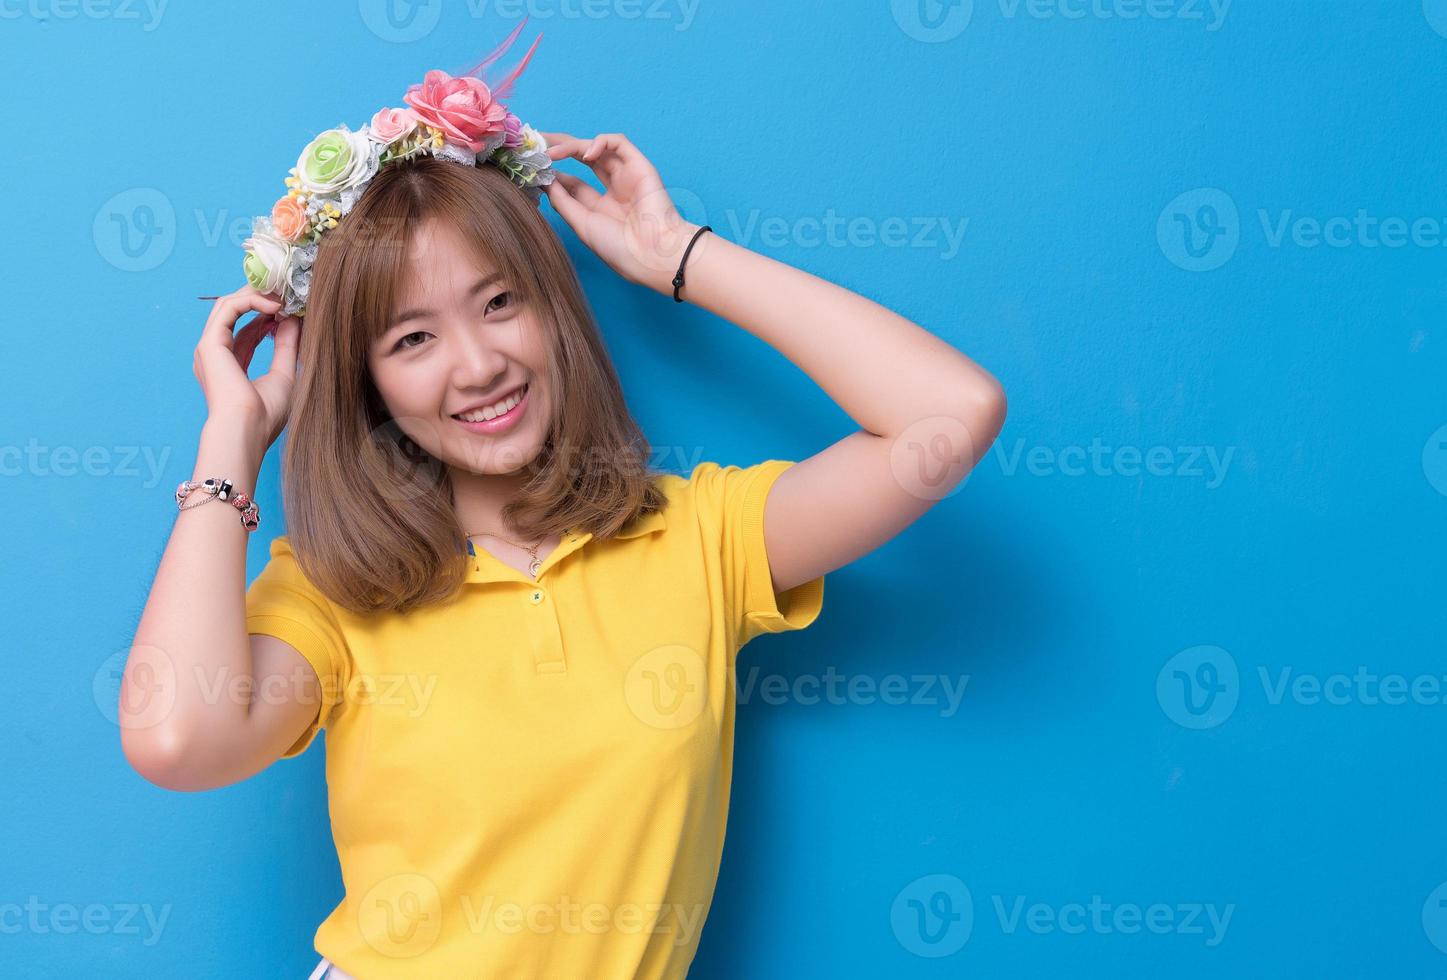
[295,125,379,197]
[241,221,292,296]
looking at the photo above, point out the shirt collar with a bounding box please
[464,506,667,585]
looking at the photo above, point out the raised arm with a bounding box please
[541,132,1007,596]
[657,226,1006,594]
[120,288,319,792]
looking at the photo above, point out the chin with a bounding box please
[438,433,547,477]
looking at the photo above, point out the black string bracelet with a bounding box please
[672,225,712,303]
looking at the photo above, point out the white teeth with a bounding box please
[455,384,526,422]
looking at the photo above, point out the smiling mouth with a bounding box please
[451,383,529,422]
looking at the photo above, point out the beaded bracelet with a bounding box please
[175,478,261,531]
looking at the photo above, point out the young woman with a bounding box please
[119,33,1006,980]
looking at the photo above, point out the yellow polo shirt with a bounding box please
[244,458,825,979]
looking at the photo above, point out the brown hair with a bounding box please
[279,155,667,615]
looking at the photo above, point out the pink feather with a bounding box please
[453,17,543,101]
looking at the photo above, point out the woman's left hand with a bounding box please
[538,132,700,294]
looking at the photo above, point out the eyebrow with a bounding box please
[388,273,504,331]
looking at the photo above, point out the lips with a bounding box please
[451,382,528,421]
[450,382,531,435]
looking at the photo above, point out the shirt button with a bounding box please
[530,590,545,604]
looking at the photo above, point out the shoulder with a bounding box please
[676,459,797,504]
[249,534,331,606]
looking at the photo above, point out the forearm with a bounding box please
[653,223,1006,439]
[122,420,261,776]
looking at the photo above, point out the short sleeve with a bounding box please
[688,459,826,650]
[245,534,350,758]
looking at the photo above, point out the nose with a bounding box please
[449,319,510,392]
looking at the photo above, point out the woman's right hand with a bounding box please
[193,285,302,457]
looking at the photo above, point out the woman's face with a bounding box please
[367,217,551,476]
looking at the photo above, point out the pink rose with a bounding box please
[271,195,310,244]
[369,107,420,144]
[403,70,509,153]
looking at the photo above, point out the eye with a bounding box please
[393,331,430,352]
[484,291,514,316]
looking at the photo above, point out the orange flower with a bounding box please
[271,195,310,244]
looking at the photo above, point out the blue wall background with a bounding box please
[7,1,1446,976]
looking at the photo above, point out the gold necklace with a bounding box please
[466,529,545,578]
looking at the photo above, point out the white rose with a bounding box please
[493,125,554,184]
[242,218,294,296]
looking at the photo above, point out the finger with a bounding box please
[581,133,616,162]
[538,130,578,149]
[202,288,281,352]
[553,172,603,209]
[232,313,278,374]
[197,289,282,380]
[581,134,638,184]
[542,176,587,228]
[265,316,302,379]
[545,136,595,162]
[584,133,642,168]
[549,138,625,187]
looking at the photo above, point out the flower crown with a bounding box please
[241,21,556,319]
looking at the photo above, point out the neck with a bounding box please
[451,465,536,539]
